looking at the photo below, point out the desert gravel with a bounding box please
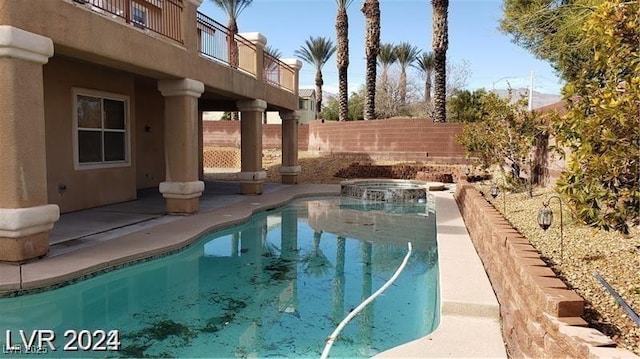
[482,184,640,355]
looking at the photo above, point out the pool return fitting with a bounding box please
[320,242,413,359]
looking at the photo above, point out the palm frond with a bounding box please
[211,0,253,21]
[377,43,397,66]
[395,42,420,68]
[294,36,336,70]
[264,45,282,59]
[335,0,355,9]
[413,51,435,72]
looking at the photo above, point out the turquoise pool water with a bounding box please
[0,197,439,358]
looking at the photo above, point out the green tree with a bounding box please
[457,91,538,179]
[211,0,253,68]
[394,42,420,106]
[335,0,354,121]
[362,0,381,120]
[447,89,487,123]
[348,88,365,121]
[321,98,339,121]
[321,88,365,121]
[414,51,435,103]
[295,37,336,117]
[431,0,449,122]
[552,0,639,233]
[500,0,597,82]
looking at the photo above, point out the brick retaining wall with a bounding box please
[202,121,309,149]
[454,181,637,358]
[202,119,466,162]
[307,119,466,161]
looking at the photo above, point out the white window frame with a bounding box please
[131,2,149,28]
[72,88,131,171]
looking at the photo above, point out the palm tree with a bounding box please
[361,0,380,120]
[414,51,435,103]
[395,42,420,105]
[335,0,354,122]
[211,0,253,68]
[432,0,449,122]
[295,36,336,118]
[377,43,397,93]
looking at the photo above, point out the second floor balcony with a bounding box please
[2,0,299,108]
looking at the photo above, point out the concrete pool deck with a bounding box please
[375,190,507,358]
[0,181,506,358]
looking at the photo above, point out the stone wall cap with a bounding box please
[281,58,302,70]
[237,99,267,112]
[279,110,301,121]
[0,26,54,64]
[238,32,267,47]
[0,204,60,238]
[159,181,205,199]
[158,78,205,98]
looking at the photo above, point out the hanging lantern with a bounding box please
[490,184,499,198]
[537,206,553,231]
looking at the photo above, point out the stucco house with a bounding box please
[0,0,302,262]
[296,88,317,124]
[263,88,316,124]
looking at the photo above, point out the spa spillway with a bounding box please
[340,179,444,203]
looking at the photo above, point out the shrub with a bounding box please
[552,0,640,233]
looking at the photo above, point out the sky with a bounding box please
[197,0,565,95]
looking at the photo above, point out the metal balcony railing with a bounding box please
[77,0,295,91]
[196,11,257,77]
[76,0,183,43]
[264,53,296,93]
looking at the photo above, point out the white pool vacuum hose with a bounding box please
[320,242,413,359]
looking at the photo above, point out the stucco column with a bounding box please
[279,111,301,184]
[198,109,204,181]
[157,78,205,214]
[237,99,267,195]
[0,26,59,262]
[184,0,204,53]
[239,32,266,83]
[282,58,302,96]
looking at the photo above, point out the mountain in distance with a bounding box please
[491,88,562,109]
[322,90,337,102]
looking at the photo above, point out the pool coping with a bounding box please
[0,184,340,293]
[0,184,507,358]
[375,190,507,358]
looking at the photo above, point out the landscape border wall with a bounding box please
[454,181,637,358]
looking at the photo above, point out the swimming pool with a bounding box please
[0,197,439,358]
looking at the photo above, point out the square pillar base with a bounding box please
[241,181,264,195]
[281,174,298,185]
[165,198,200,215]
[0,232,49,262]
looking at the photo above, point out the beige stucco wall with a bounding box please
[134,78,165,190]
[0,0,297,111]
[43,57,138,213]
[0,58,49,208]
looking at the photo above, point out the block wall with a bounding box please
[454,182,636,358]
